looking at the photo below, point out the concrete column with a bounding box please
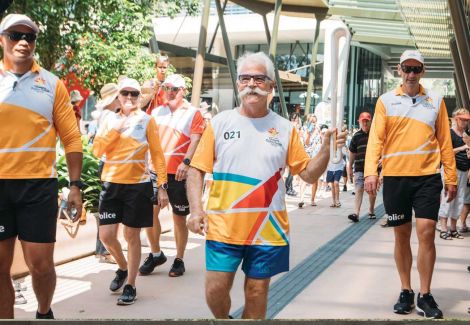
[347,46,357,129]
[450,37,470,109]
[215,0,239,106]
[305,12,326,116]
[191,0,211,107]
[448,0,470,104]
[268,0,288,119]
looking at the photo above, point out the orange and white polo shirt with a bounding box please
[0,60,82,179]
[93,109,167,185]
[365,85,457,185]
[151,103,205,174]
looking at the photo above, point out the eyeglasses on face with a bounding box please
[1,31,37,43]
[162,86,182,92]
[119,90,140,97]
[238,74,271,85]
[401,64,423,74]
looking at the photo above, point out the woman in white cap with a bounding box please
[92,78,169,305]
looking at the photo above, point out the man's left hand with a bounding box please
[175,162,189,181]
[157,187,169,209]
[67,187,83,222]
[445,184,457,203]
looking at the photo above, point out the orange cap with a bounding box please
[358,112,371,122]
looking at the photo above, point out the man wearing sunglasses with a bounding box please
[186,52,346,319]
[365,50,457,319]
[141,74,205,278]
[0,14,83,319]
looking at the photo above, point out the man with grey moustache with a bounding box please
[186,51,346,319]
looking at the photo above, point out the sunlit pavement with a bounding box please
[13,182,470,320]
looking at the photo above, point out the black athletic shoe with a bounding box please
[347,214,359,223]
[343,185,347,192]
[169,258,185,277]
[393,289,415,314]
[36,309,54,319]
[139,252,167,275]
[416,293,443,319]
[109,269,128,292]
[117,284,137,305]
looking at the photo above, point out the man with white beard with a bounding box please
[186,52,346,319]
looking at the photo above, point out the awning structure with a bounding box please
[187,0,469,115]
[329,0,414,47]
[397,0,454,58]
[229,0,328,16]
[328,0,454,77]
[190,0,332,117]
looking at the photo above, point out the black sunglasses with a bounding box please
[119,90,140,97]
[238,74,271,84]
[401,64,423,74]
[162,86,182,92]
[2,31,37,43]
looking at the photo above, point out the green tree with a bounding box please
[5,0,201,92]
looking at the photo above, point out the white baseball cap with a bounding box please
[118,78,141,93]
[163,74,185,88]
[400,50,424,65]
[0,14,39,34]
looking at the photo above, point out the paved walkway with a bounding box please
[12,182,470,320]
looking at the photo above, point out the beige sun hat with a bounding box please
[96,83,119,109]
[70,90,84,103]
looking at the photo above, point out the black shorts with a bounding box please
[167,174,190,216]
[150,173,190,216]
[0,179,58,243]
[98,182,154,228]
[383,174,442,227]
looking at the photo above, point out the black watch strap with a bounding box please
[69,180,84,189]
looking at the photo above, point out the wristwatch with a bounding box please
[69,180,84,190]
[183,158,191,166]
[159,183,168,190]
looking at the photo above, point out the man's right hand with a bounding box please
[67,187,83,222]
[187,210,208,236]
[364,175,379,197]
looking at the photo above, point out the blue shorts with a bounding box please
[326,170,342,183]
[205,240,289,279]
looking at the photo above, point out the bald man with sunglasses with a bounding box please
[0,14,83,319]
[364,50,457,319]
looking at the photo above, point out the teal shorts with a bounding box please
[205,240,289,279]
